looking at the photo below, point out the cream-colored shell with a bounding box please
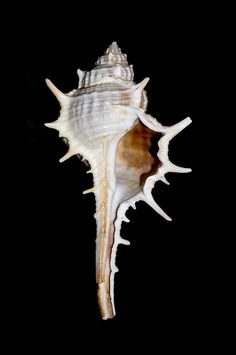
[45,42,191,319]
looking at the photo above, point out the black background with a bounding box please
[1,3,223,349]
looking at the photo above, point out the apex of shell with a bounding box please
[106,41,121,54]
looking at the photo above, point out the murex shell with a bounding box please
[45,42,192,320]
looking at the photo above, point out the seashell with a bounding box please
[45,42,192,320]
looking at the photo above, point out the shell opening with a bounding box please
[116,122,162,200]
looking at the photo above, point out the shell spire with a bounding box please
[106,41,121,53]
[78,41,134,87]
[95,41,128,67]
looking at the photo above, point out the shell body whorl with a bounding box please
[45,42,192,320]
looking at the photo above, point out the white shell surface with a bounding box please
[45,42,191,320]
